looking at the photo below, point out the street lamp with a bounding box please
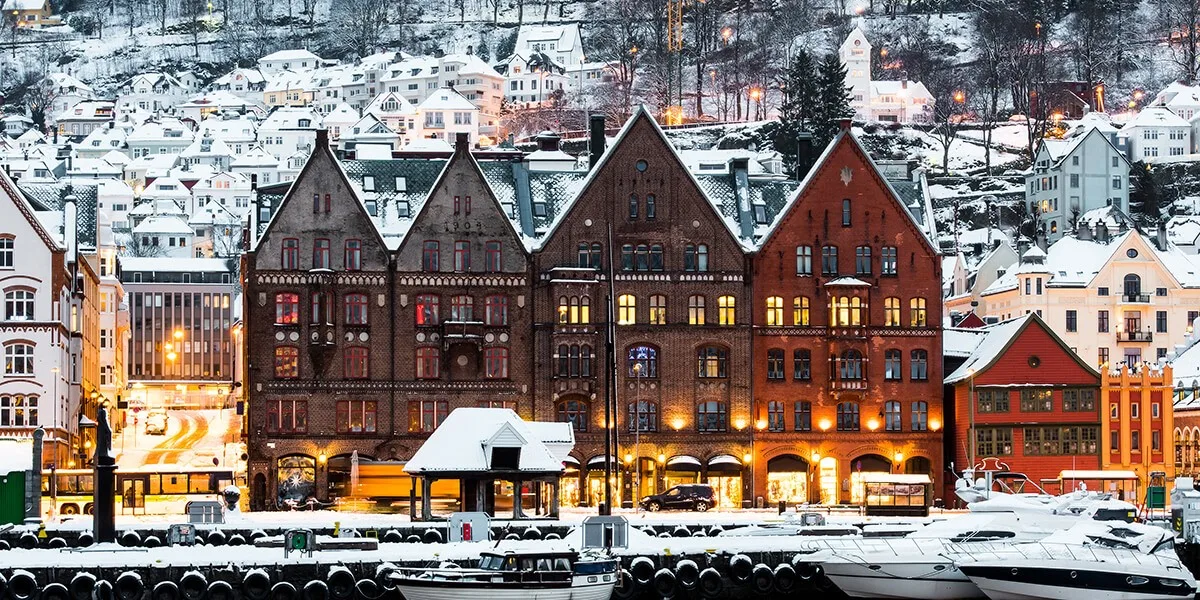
[720,27,732,46]
[966,367,976,470]
[632,361,643,507]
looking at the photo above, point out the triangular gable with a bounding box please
[956,312,986,329]
[945,313,1099,384]
[486,421,527,447]
[1084,230,1181,289]
[2,168,61,252]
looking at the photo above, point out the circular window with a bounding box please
[1127,248,1139,258]
[635,159,648,172]
[1028,355,1041,368]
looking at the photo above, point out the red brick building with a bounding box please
[751,127,945,505]
[946,313,1101,497]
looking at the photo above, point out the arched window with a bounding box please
[649,295,667,325]
[884,349,902,380]
[911,401,928,431]
[842,198,852,226]
[416,294,439,325]
[796,245,812,276]
[836,402,860,431]
[696,400,727,432]
[831,296,864,326]
[628,400,658,432]
[838,349,863,380]
[627,345,658,378]
[884,297,901,326]
[3,289,33,321]
[275,292,300,324]
[618,294,636,325]
[793,296,810,326]
[718,295,736,325]
[696,244,708,272]
[556,344,570,377]
[767,348,784,380]
[628,194,639,219]
[910,298,927,326]
[557,399,589,431]
[1050,220,1058,234]
[855,245,872,276]
[1124,274,1142,299]
[620,244,634,271]
[646,194,657,219]
[697,346,728,378]
[635,244,650,271]
[767,401,785,432]
[581,344,593,377]
[884,400,902,431]
[688,295,706,325]
[766,296,783,326]
[274,346,299,378]
[415,347,440,379]
[910,349,929,380]
[649,244,664,271]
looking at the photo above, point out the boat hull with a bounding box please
[394,575,616,600]
[959,563,1196,600]
[822,558,983,600]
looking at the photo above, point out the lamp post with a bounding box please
[967,367,976,470]
[632,362,642,507]
[50,366,59,463]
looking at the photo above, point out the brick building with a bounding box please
[751,128,945,505]
[946,313,1102,498]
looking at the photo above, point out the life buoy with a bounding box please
[353,580,381,600]
[652,568,677,598]
[269,582,296,600]
[629,557,655,586]
[119,531,141,548]
[242,571,270,600]
[612,570,636,600]
[70,572,97,600]
[302,579,328,600]
[43,583,71,600]
[675,559,700,590]
[115,572,144,600]
[9,571,37,600]
[326,568,354,600]
[729,554,753,583]
[151,581,180,600]
[206,581,233,600]
[179,572,207,600]
[773,563,797,593]
[750,564,774,594]
[697,568,722,598]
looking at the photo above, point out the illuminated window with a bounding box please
[884,297,901,326]
[274,346,299,378]
[275,292,300,324]
[718,295,736,325]
[910,298,927,326]
[765,296,783,326]
[793,296,810,326]
[697,346,728,378]
[649,295,666,325]
[618,294,636,325]
[688,295,706,325]
[415,294,439,325]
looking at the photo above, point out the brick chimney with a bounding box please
[454,132,470,155]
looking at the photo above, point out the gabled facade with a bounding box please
[1027,126,1132,241]
[751,125,944,505]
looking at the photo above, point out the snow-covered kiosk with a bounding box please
[403,408,574,521]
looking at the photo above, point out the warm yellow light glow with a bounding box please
[657,453,666,464]
[68,460,76,468]
[867,419,880,431]
[742,453,752,464]
[164,342,173,351]
[929,419,942,431]
[84,440,92,449]
[894,452,904,463]
[755,419,767,430]
[721,27,732,40]
[318,453,327,464]
[819,419,832,431]
[624,453,633,464]
[166,351,177,361]
[749,87,762,101]
[671,418,685,430]
[810,452,820,463]
[132,382,144,389]
[174,330,184,340]
[734,418,747,430]
[953,90,965,104]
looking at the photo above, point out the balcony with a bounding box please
[1120,293,1151,303]
[441,320,485,341]
[829,379,868,392]
[1118,330,1153,342]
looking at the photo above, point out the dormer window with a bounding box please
[298,119,311,128]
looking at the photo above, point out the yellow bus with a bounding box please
[42,467,238,516]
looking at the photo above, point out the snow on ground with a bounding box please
[901,128,1025,174]
[959,124,1037,153]
[113,409,244,470]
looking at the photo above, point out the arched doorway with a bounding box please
[275,455,316,508]
[706,454,744,508]
[766,454,808,505]
[849,454,892,504]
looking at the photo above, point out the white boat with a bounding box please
[953,543,1197,600]
[389,549,618,600]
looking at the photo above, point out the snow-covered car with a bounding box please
[145,410,168,435]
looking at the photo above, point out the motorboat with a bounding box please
[953,542,1196,600]
[389,549,618,600]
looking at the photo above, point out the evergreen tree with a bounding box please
[812,52,854,145]
[772,49,818,170]
[1129,163,1167,228]
[476,36,491,62]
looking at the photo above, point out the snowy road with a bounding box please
[115,409,243,469]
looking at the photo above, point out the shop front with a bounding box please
[706,454,744,508]
[818,456,838,504]
[276,454,316,507]
[664,455,702,488]
[766,454,809,505]
[559,457,581,507]
[849,454,894,504]
[635,457,658,499]
[585,455,620,507]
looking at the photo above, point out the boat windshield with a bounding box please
[479,556,514,571]
[574,560,617,575]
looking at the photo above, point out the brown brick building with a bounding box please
[244,112,943,510]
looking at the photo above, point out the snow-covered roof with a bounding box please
[260,106,322,131]
[516,23,580,50]
[1070,111,1118,135]
[132,214,192,235]
[945,313,1095,383]
[403,138,454,152]
[181,135,234,158]
[119,256,232,272]
[1169,215,1200,246]
[365,92,417,117]
[259,49,321,63]
[0,438,33,474]
[45,72,91,94]
[57,101,115,122]
[871,80,932,98]
[231,144,280,168]
[127,117,194,144]
[826,276,871,287]
[142,177,191,198]
[839,25,870,52]
[944,327,987,358]
[213,67,266,86]
[1153,81,1197,106]
[4,0,44,9]
[403,408,569,474]
[180,91,264,110]
[324,103,359,125]
[1122,106,1190,130]
[417,88,478,112]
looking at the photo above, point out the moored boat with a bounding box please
[389,549,618,600]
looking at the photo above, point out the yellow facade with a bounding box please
[1100,364,1175,493]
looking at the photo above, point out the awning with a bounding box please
[1059,470,1139,481]
[666,455,702,470]
[708,454,743,468]
[587,455,617,467]
[562,456,580,468]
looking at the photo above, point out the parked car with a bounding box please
[639,484,716,512]
[145,410,168,435]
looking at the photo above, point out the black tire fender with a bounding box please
[675,559,700,590]
[151,581,180,600]
[729,554,753,583]
[751,564,773,595]
[698,567,722,598]
[652,568,677,599]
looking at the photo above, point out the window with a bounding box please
[452,195,472,215]
[628,194,638,219]
[557,399,589,431]
[911,401,928,431]
[344,347,368,378]
[0,237,12,268]
[821,245,838,275]
[837,402,860,431]
[266,399,306,433]
[830,296,864,326]
[408,400,449,432]
[696,400,727,432]
[884,400,902,431]
[336,400,377,433]
[577,242,602,269]
[855,246,872,275]
[1157,310,1168,333]
[557,344,594,378]
[1063,388,1096,412]
[684,244,709,272]
[0,395,38,427]
[649,295,667,325]
[646,194,657,219]
[312,193,321,213]
[838,349,863,380]
[794,401,812,431]
[1098,287,1109,296]
[422,241,439,271]
[557,296,591,324]
[485,347,509,378]
[688,295,706,325]
[649,244,664,271]
[767,349,785,380]
[627,345,658,378]
[344,239,362,270]
[881,247,897,276]
[910,350,928,380]
[1132,429,1141,451]
[884,297,901,326]
[910,298,928,326]
[312,239,330,269]
[1020,389,1053,412]
[415,347,440,379]
[793,349,811,380]
[274,346,299,378]
[792,296,810,326]
[842,199,852,226]
[1066,310,1077,332]
[415,294,439,325]
[344,293,368,325]
[629,400,658,432]
[3,290,33,321]
[485,241,502,272]
[485,295,508,326]
[454,241,470,272]
[281,238,299,269]
[1024,426,1098,455]
[1132,402,1141,419]
[796,246,812,276]
[450,295,473,321]
[618,294,636,325]
[976,427,1013,457]
[977,389,1010,413]
[884,349,902,380]
[697,346,728,378]
[718,295,736,325]
[1098,310,1110,332]
[766,296,784,326]
[764,401,784,432]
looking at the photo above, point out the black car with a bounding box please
[639,484,716,512]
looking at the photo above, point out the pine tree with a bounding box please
[772,49,819,167]
[812,52,854,145]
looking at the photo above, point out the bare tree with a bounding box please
[122,235,168,258]
[1153,0,1200,81]
[335,0,389,57]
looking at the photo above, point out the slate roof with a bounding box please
[19,181,100,249]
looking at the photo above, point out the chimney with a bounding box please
[536,131,561,152]
[1096,221,1109,242]
[796,131,815,180]
[588,114,606,169]
[1035,226,1048,252]
[249,173,258,191]
[315,128,329,146]
[454,132,470,155]
[1077,219,1093,241]
[1157,220,1169,251]
[838,118,852,132]
[64,192,78,258]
